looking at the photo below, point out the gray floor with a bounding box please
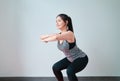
[0,77,120,81]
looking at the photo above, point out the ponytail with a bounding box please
[67,16,74,33]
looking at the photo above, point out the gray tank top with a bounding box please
[57,40,86,62]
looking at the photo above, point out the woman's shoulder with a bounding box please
[59,30,73,33]
[67,30,73,33]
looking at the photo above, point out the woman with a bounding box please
[40,14,88,81]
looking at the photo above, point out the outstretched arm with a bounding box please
[40,33,57,40]
[40,33,58,42]
[40,31,74,43]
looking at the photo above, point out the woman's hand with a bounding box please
[40,35,49,43]
[41,39,48,43]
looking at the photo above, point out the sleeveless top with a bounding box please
[57,40,86,62]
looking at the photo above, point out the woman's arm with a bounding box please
[40,33,58,42]
[41,35,57,42]
[40,33,57,40]
[40,35,49,40]
[56,31,74,41]
[40,31,74,43]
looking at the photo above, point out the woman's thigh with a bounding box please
[53,57,71,70]
[67,55,88,73]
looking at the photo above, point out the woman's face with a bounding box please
[56,16,67,29]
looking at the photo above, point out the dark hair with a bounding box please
[57,14,74,33]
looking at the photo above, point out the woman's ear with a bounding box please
[66,20,68,25]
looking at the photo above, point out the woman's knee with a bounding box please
[66,68,75,76]
[52,63,60,71]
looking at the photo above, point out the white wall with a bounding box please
[0,0,120,77]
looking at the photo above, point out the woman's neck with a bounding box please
[60,26,67,33]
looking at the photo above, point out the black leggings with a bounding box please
[52,55,88,81]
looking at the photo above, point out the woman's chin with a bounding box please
[57,27,62,29]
